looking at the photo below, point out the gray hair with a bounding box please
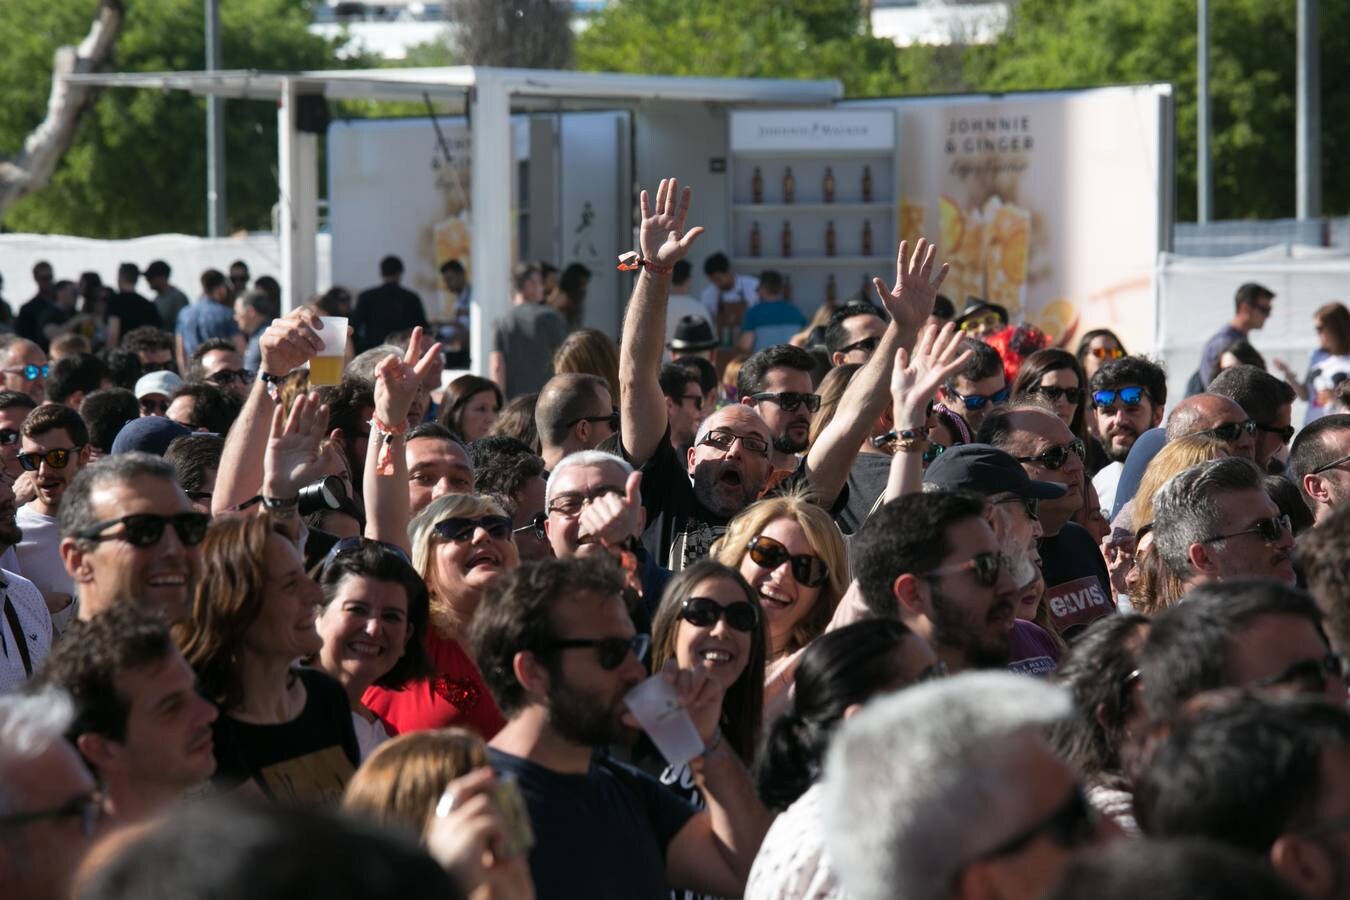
[545,450,632,506]
[0,688,76,815]
[345,344,402,386]
[58,452,179,543]
[820,672,1071,900]
[1152,456,1264,581]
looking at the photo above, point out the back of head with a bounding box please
[1289,412,1350,483]
[121,327,174,357]
[673,355,717,396]
[379,255,403,278]
[736,343,815,398]
[821,673,1071,900]
[1129,433,1230,528]
[471,436,544,498]
[0,687,74,807]
[164,433,225,493]
[48,353,108,405]
[1089,354,1167,406]
[1139,579,1325,723]
[535,373,608,450]
[79,389,139,455]
[1044,838,1304,900]
[659,363,698,401]
[492,393,540,454]
[78,798,462,900]
[169,381,240,435]
[512,262,540,294]
[1234,281,1274,312]
[117,262,139,285]
[552,328,620,401]
[757,269,784,295]
[1297,502,1350,652]
[1207,364,1294,423]
[1151,456,1263,580]
[344,344,402,387]
[199,269,226,295]
[703,252,730,277]
[341,728,487,839]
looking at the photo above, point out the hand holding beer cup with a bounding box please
[258,306,335,382]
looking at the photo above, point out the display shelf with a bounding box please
[733,202,894,214]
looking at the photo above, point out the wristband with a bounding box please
[371,416,408,476]
[871,426,931,449]
[616,251,673,277]
[261,495,299,519]
[699,726,724,758]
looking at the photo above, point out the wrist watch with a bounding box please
[258,370,287,403]
[261,495,299,519]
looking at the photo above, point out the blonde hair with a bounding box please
[712,494,848,656]
[409,492,509,637]
[341,728,488,840]
[1132,434,1230,529]
[553,328,620,404]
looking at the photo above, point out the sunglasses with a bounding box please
[0,428,17,447]
[994,495,1040,521]
[925,551,1008,587]
[746,535,829,588]
[979,785,1097,860]
[433,514,513,543]
[679,596,761,632]
[0,790,106,839]
[540,633,650,671]
[565,407,619,431]
[698,428,770,457]
[679,393,706,411]
[839,335,881,356]
[514,512,548,542]
[1204,514,1291,546]
[1030,386,1083,405]
[139,397,169,416]
[1015,438,1085,471]
[1091,386,1149,409]
[1255,421,1296,445]
[547,486,623,518]
[959,312,1004,332]
[75,512,210,547]
[1199,419,1258,443]
[749,391,822,414]
[1089,346,1125,361]
[948,385,1010,411]
[3,364,49,382]
[1312,451,1350,475]
[320,536,412,579]
[16,446,83,472]
[208,368,254,386]
[1254,651,1346,695]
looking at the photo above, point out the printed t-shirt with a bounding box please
[1007,619,1061,677]
[1038,522,1114,637]
[364,630,505,740]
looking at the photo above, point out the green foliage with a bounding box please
[0,0,354,237]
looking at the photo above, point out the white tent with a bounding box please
[66,66,841,373]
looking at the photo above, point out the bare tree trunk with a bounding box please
[0,0,124,217]
[448,0,574,69]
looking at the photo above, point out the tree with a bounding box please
[448,0,573,69]
[0,0,355,238]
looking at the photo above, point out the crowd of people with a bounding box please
[1,176,1348,900]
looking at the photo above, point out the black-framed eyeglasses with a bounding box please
[17,446,84,472]
[75,512,210,547]
[1203,514,1291,546]
[698,428,770,457]
[564,407,619,431]
[679,596,760,632]
[2,364,48,382]
[839,335,881,356]
[1199,419,1257,443]
[319,536,412,579]
[1253,651,1346,694]
[1029,385,1083,405]
[678,393,706,411]
[976,785,1097,861]
[0,428,18,447]
[1015,439,1085,471]
[547,486,623,518]
[748,391,822,414]
[924,551,1009,588]
[993,496,1040,522]
[747,535,829,588]
[0,790,105,838]
[433,514,513,543]
[139,397,169,416]
[1254,421,1296,445]
[514,512,547,542]
[1091,386,1149,410]
[538,633,650,671]
[207,367,254,386]
[1312,452,1350,475]
[948,385,1010,411]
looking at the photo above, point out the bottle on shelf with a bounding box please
[750,221,761,257]
[823,166,835,203]
[862,165,873,202]
[781,220,793,258]
[782,167,795,204]
[826,273,837,304]
[861,219,873,256]
[751,166,763,204]
[825,220,837,257]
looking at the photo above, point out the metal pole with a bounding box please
[1296,0,1321,220]
[1197,0,1212,223]
[206,0,226,237]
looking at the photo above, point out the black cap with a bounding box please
[923,443,1067,499]
[955,296,1008,327]
[667,315,718,352]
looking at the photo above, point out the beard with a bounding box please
[546,679,634,749]
[692,460,759,518]
[931,583,1012,669]
[772,432,808,455]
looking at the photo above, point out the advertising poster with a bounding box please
[859,85,1171,352]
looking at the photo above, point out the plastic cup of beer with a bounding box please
[624,674,705,768]
[308,316,347,386]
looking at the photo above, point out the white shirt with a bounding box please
[745,783,844,900]
[0,569,53,694]
[15,504,75,601]
[1092,462,1124,518]
[352,711,391,761]
[699,274,761,321]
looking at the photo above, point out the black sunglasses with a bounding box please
[1254,421,1296,445]
[1030,385,1083,405]
[1015,439,1085,471]
[1203,514,1291,545]
[17,446,84,472]
[208,368,254,386]
[540,633,650,671]
[698,428,770,457]
[1313,452,1350,475]
[839,335,881,356]
[433,514,513,543]
[0,428,18,447]
[1254,651,1346,695]
[679,596,760,632]
[679,393,706,411]
[994,495,1040,522]
[949,385,1010,411]
[139,397,169,416]
[1091,386,1149,409]
[1199,419,1257,443]
[749,391,822,414]
[513,512,548,542]
[925,551,1008,588]
[565,407,619,430]
[747,535,829,588]
[978,785,1097,860]
[75,512,210,547]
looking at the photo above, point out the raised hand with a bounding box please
[373,326,442,427]
[890,322,972,427]
[263,391,331,499]
[576,470,643,552]
[638,177,706,269]
[258,306,328,376]
[872,238,950,338]
[426,769,537,900]
[664,658,726,744]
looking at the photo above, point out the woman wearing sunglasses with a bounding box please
[181,514,361,804]
[312,540,433,760]
[363,493,517,740]
[1012,348,1108,477]
[1074,329,1127,382]
[745,620,941,900]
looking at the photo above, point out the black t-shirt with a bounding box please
[352,283,429,353]
[210,667,359,805]
[626,424,848,572]
[15,296,56,348]
[836,451,892,535]
[487,747,697,900]
[107,291,162,334]
[1038,521,1114,637]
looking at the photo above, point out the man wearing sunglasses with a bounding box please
[58,454,204,624]
[1209,364,1296,473]
[938,337,1008,434]
[659,363,708,456]
[472,558,771,899]
[1152,457,1296,590]
[1138,695,1350,900]
[1197,282,1275,389]
[471,436,551,563]
[15,406,92,622]
[1165,392,1258,460]
[0,689,107,900]
[0,335,49,405]
[1290,413,1350,524]
[1088,356,1167,515]
[187,339,252,400]
[536,372,616,474]
[824,300,887,368]
[737,343,819,471]
[823,673,1116,900]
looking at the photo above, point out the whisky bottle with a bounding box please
[823,166,835,203]
[750,221,761,257]
[861,219,873,256]
[781,220,793,257]
[826,273,837,304]
[751,166,763,204]
[861,165,873,202]
[783,167,795,204]
[825,220,837,257]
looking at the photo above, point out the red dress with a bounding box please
[363,631,505,740]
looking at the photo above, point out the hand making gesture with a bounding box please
[872,238,950,339]
[262,391,331,500]
[373,326,443,428]
[890,322,972,429]
[638,177,705,270]
[576,470,644,554]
